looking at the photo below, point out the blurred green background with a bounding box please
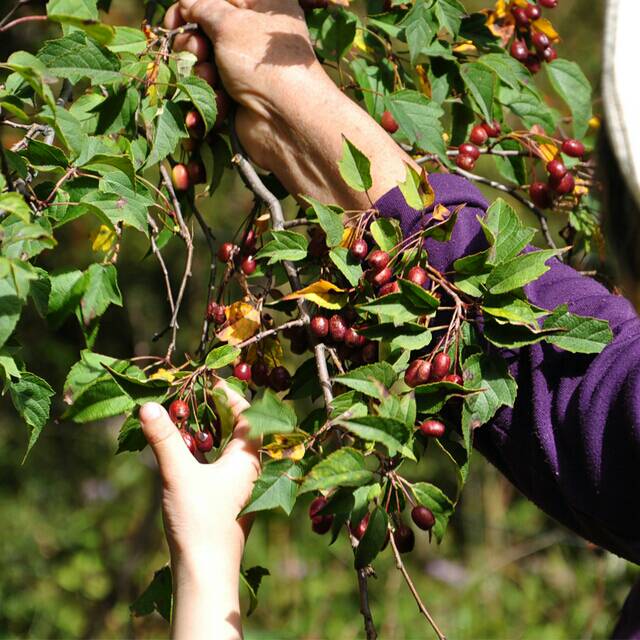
[1,0,638,638]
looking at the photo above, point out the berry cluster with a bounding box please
[167,399,220,457]
[456,121,501,172]
[233,360,292,392]
[217,227,258,276]
[508,1,559,74]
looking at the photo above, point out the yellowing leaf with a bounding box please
[398,165,435,211]
[452,42,477,54]
[217,301,261,345]
[149,368,175,382]
[538,143,559,163]
[532,18,559,41]
[339,227,358,249]
[263,433,307,461]
[91,224,116,252]
[415,65,430,97]
[354,28,371,54]
[432,204,450,221]
[282,280,348,310]
[246,337,284,369]
[574,176,588,197]
[493,0,508,18]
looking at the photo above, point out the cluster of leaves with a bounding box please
[0,0,608,633]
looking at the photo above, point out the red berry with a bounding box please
[311,515,333,534]
[381,110,399,134]
[459,143,480,160]
[370,266,393,287]
[411,505,436,531]
[525,54,542,74]
[549,171,575,195]
[329,314,347,342]
[350,238,369,261]
[547,158,567,180]
[180,429,197,455]
[367,250,390,270]
[431,352,451,379]
[251,361,269,386]
[510,40,530,62]
[290,334,309,355]
[361,342,378,363]
[532,31,550,52]
[512,6,530,26]
[195,430,214,453]
[213,90,231,130]
[187,158,206,185]
[217,242,236,263]
[525,4,542,20]
[185,109,205,139]
[456,154,476,171]
[482,120,501,138]
[378,280,400,296]
[234,362,252,382]
[241,255,257,275]
[442,373,463,385]
[529,182,553,209]
[308,231,328,258]
[539,0,558,8]
[309,495,329,518]
[561,139,585,158]
[169,399,190,424]
[350,512,370,540]
[269,366,291,392]
[541,46,557,62]
[393,525,415,554]
[469,125,488,146]
[310,315,329,338]
[345,327,365,348]
[404,360,431,388]
[171,163,190,191]
[419,419,446,438]
[407,266,428,287]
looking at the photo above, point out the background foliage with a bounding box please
[0,0,638,639]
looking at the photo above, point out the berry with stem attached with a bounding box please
[329,314,347,342]
[195,429,214,453]
[469,125,488,146]
[482,120,501,138]
[180,429,197,455]
[512,6,530,27]
[350,512,371,540]
[217,242,237,263]
[431,352,451,379]
[368,266,393,287]
[393,524,415,554]
[379,280,400,296]
[459,143,480,160]
[269,366,291,391]
[169,399,190,425]
[350,238,369,261]
[185,109,205,139]
[187,158,206,185]
[456,154,476,171]
[419,419,446,438]
[407,266,428,287]
[525,3,542,19]
[241,255,257,275]
[510,39,529,62]
[547,158,567,180]
[532,31,550,52]
[562,139,585,158]
[411,505,436,531]
[529,182,554,209]
[539,0,558,8]
[549,171,575,195]
[368,250,390,270]
[251,361,269,387]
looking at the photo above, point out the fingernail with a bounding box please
[139,402,163,422]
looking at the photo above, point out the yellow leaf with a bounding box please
[432,204,450,221]
[149,368,175,382]
[339,227,358,249]
[574,176,589,197]
[532,17,559,41]
[354,28,371,54]
[452,42,477,54]
[217,301,261,345]
[538,143,559,163]
[494,0,508,18]
[91,224,116,252]
[415,65,430,97]
[282,280,348,310]
[263,433,307,461]
[246,337,284,369]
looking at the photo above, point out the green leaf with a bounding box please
[22,139,69,168]
[130,566,172,622]
[478,53,528,89]
[205,344,240,369]
[63,377,134,423]
[434,0,465,36]
[338,416,411,457]
[411,482,454,543]
[542,305,613,354]
[317,9,357,61]
[482,294,545,326]
[499,84,558,133]
[400,0,436,65]
[354,507,389,569]
[335,362,398,399]
[485,249,562,294]
[338,137,372,192]
[77,263,122,326]
[116,413,147,454]
[397,279,440,313]
[144,101,188,168]
[357,294,419,324]
[482,198,535,264]
[460,62,497,124]
[80,191,148,234]
[256,230,308,264]
[242,389,297,437]
[370,218,402,253]
[546,58,593,138]
[239,459,302,516]
[46,268,85,327]
[9,372,54,460]
[0,279,23,350]
[47,0,114,43]
[177,76,218,133]
[107,26,148,54]
[329,247,363,287]
[104,366,170,405]
[299,448,374,493]
[0,193,30,222]
[37,32,121,84]
[240,566,270,617]
[303,196,344,248]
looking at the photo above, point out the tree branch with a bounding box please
[235,318,306,351]
[357,567,378,640]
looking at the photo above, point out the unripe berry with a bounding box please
[411,505,436,531]
[469,125,488,146]
[459,143,480,160]
[269,366,291,391]
[251,361,269,387]
[407,266,428,287]
[419,419,446,438]
[393,524,415,554]
[171,163,190,192]
[532,31,550,52]
[367,250,390,270]
[345,327,366,348]
[180,429,197,455]
[562,139,585,158]
[241,255,257,275]
[378,280,400,296]
[187,158,206,185]
[512,6,530,27]
[431,352,451,379]
[329,314,347,342]
[381,110,399,134]
[539,0,558,8]
[310,315,329,338]
[547,158,567,180]
[525,3,542,20]
[529,182,553,209]
[234,362,251,382]
[217,242,237,263]
[510,39,530,62]
[169,399,190,424]
[350,238,369,261]
[549,171,575,195]
[185,109,205,139]
[482,120,501,138]
[456,154,476,171]
[368,266,393,287]
[195,429,214,453]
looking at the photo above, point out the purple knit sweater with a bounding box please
[375,174,640,568]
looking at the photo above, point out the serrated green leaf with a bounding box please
[256,230,308,264]
[485,249,562,294]
[546,58,592,138]
[354,507,388,569]
[0,193,30,222]
[104,365,170,404]
[116,413,147,454]
[460,62,497,123]
[329,247,363,287]
[482,198,536,264]
[371,217,402,253]
[242,389,297,437]
[205,344,240,369]
[303,196,344,247]
[339,415,412,458]
[63,377,134,423]
[177,76,218,134]
[239,460,302,516]
[542,304,613,354]
[299,448,373,493]
[335,362,398,399]
[339,137,372,192]
[144,101,188,168]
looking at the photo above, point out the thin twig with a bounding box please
[357,567,378,640]
[314,343,334,408]
[235,318,305,351]
[388,531,446,640]
[0,13,46,31]
[147,214,175,314]
[0,0,31,28]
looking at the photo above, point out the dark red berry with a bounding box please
[525,4,542,20]
[419,419,446,438]
[180,429,197,455]
[308,231,328,258]
[539,0,558,8]
[469,125,488,146]
[381,110,399,134]
[195,430,214,453]
[547,158,567,180]
[532,31,550,52]
[241,255,257,275]
[406,266,428,287]
[456,154,476,171]
[549,171,575,195]
[361,342,378,363]
[350,512,370,540]
[269,366,291,391]
[169,399,190,424]
[310,315,329,338]
[311,515,333,534]
[345,327,365,348]
[442,373,463,385]
[185,109,205,139]
[510,39,530,62]
[217,242,236,263]
[431,352,451,379]
[367,250,390,270]
[482,120,501,138]
[234,362,252,382]
[562,139,585,158]
[512,6,530,26]
[244,228,257,252]
[213,90,231,130]
[379,281,400,296]
[525,54,542,74]
[411,505,436,531]
[290,335,309,355]
[369,266,393,287]
[541,46,557,62]
[251,361,269,387]
[171,163,190,191]
[350,238,369,261]
[393,525,415,554]
[309,495,329,518]
[529,182,553,209]
[404,360,431,388]
[459,143,480,160]
[186,158,206,185]
[329,314,347,342]
[206,301,220,322]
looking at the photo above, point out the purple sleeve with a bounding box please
[375,174,640,565]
